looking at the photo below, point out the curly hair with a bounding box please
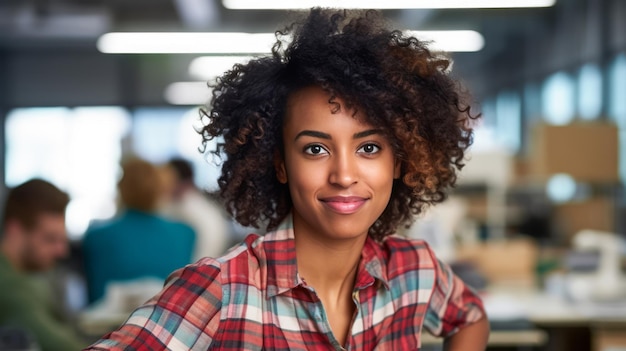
[200,8,478,241]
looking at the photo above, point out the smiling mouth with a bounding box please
[320,196,367,214]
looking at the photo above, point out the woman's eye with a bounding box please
[304,145,327,155]
[358,143,380,154]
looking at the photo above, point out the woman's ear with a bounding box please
[274,151,288,184]
[393,159,401,179]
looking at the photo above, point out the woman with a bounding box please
[85,8,489,350]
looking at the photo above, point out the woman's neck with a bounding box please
[294,230,366,294]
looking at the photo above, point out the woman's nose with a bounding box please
[328,152,358,188]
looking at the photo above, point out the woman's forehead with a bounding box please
[284,86,373,126]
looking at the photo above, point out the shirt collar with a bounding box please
[264,214,390,298]
[357,236,391,290]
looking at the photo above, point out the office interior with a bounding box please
[1,0,626,350]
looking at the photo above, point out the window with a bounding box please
[577,63,603,121]
[608,53,626,183]
[5,107,130,238]
[541,71,576,125]
[496,91,522,153]
[471,98,498,152]
[474,93,522,154]
[131,107,221,191]
[609,53,626,128]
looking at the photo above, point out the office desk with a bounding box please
[483,285,626,325]
[420,284,626,350]
[482,285,626,351]
[421,329,549,348]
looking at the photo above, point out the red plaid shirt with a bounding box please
[85,216,485,350]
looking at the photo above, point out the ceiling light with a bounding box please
[97,32,276,54]
[222,0,555,9]
[164,82,211,105]
[189,56,254,80]
[171,31,482,104]
[99,30,483,54]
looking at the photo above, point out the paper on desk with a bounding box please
[575,300,626,319]
[482,293,528,321]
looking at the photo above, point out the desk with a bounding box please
[483,285,626,324]
[420,284,626,350]
[421,329,548,348]
[482,285,626,351]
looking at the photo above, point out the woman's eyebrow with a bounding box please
[295,129,381,141]
[295,130,331,140]
[353,129,381,139]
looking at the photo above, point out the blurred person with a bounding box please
[82,157,196,304]
[0,178,86,350]
[160,157,230,260]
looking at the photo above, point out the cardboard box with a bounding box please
[553,197,615,244]
[455,238,538,286]
[530,122,619,183]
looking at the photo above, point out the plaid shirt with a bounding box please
[85,215,485,350]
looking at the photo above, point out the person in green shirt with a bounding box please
[0,179,86,351]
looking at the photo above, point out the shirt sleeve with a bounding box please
[83,260,223,351]
[422,246,486,337]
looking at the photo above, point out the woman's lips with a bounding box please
[320,196,367,214]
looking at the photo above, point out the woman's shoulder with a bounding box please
[375,235,439,272]
[188,233,268,280]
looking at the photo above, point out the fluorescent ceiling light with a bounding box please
[97,32,276,54]
[408,30,484,52]
[223,0,555,9]
[172,32,482,104]
[100,30,483,54]
[189,56,254,80]
[187,31,482,81]
[164,82,212,105]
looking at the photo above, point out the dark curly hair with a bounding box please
[200,8,478,241]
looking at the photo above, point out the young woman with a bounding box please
[85,8,489,351]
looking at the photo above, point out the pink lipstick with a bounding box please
[320,196,367,214]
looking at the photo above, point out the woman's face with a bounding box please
[276,86,400,242]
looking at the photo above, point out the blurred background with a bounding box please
[0,0,625,350]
